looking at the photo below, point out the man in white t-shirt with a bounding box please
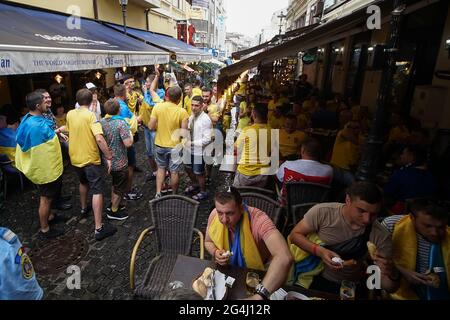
[75,83,101,120]
[276,137,333,205]
[184,95,212,201]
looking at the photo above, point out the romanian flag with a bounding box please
[0,127,17,165]
[15,114,62,185]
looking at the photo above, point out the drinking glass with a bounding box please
[340,280,356,300]
[246,272,260,296]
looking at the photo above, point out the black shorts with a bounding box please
[37,176,62,198]
[127,145,136,167]
[74,165,104,195]
[111,169,128,197]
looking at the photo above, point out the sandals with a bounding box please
[192,191,208,201]
[184,185,200,195]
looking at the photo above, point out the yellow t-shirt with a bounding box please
[268,114,285,129]
[192,87,202,98]
[330,130,359,170]
[297,113,309,130]
[303,100,317,113]
[235,123,272,176]
[66,108,103,167]
[388,126,410,143]
[55,114,66,128]
[127,91,143,114]
[178,95,192,115]
[139,100,153,129]
[236,81,246,96]
[268,100,283,113]
[151,102,189,148]
[279,129,307,157]
[207,103,220,124]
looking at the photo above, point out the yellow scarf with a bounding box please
[208,208,264,271]
[392,215,450,300]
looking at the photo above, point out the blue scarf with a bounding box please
[229,204,250,269]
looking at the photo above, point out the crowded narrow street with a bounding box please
[1,0,450,307]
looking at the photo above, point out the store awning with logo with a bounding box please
[106,23,211,63]
[0,2,169,76]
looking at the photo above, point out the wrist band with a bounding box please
[312,244,318,256]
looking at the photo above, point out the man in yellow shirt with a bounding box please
[149,86,189,199]
[268,106,285,129]
[267,92,283,115]
[330,120,361,187]
[279,114,307,160]
[123,75,143,115]
[234,104,272,188]
[66,89,116,241]
[180,83,193,115]
[202,87,220,126]
[192,78,202,97]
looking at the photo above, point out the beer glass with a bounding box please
[246,272,260,296]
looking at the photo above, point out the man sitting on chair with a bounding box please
[205,187,293,300]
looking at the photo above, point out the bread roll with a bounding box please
[367,241,377,260]
[192,278,208,298]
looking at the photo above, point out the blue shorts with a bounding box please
[154,145,183,172]
[144,127,156,158]
[127,145,136,167]
[185,153,206,175]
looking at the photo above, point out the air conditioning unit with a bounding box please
[410,85,448,128]
[313,0,324,17]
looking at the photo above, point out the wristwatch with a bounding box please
[255,283,271,300]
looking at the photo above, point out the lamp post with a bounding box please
[355,0,406,181]
[119,0,128,35]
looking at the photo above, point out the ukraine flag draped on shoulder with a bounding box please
[15,114,62,185]
[0,127,17,164]
[286,234,324,288]
[208,205,265,271]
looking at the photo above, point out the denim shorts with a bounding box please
[184,153,206,175]
[144,127,156,159]
[154,145,183,172]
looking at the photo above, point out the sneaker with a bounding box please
[185,185,200,195]
[154,192,162,199]
[48,214,69,225]
[161,184,173,193]
[192,191,209,201]
[39,227,65,240]
[106,203,126,213]
[107,211,129,221]
[80,206,91,216]
[94,223,117,241]
[123,191,143,201]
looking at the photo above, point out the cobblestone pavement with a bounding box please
[0,129,227,299]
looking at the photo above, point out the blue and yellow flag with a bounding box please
[15,114,62,185]
[0,127,17,165]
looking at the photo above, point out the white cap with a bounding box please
[85,82,97,90]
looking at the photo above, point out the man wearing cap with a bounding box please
[0,227,43,299]
[75,83,101,120]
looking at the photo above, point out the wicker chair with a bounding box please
[130,195,204,299]
[291,202,318,225]
[241,193,285,230]
[236,186,276,199]
[285,182,330,231]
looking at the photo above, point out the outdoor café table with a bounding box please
[167,255,338,300]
